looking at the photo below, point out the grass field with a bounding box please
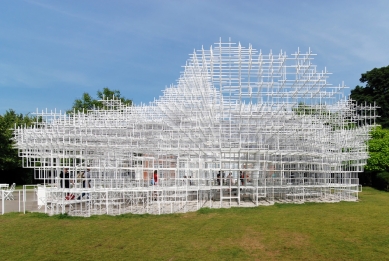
[0,187,388,261]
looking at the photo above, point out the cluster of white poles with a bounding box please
[13,40,377,216]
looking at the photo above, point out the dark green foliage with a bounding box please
[365,127,389,172]
[0,110,37,184]
[350,66,389,190]
[292,102,355,130]
[358,127,389,190]
[67,92,99,113]
[57,213,71,219]
[376,171,389,191]
[292,102,326,116]
[0,110,33,170]
[96,87,132,106]
[68,87,132,114]
[350,65,389,128]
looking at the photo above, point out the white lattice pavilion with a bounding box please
[14,40,377,216]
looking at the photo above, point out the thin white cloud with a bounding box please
[24,0,106,27]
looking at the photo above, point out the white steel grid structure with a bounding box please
[14,40,377,216]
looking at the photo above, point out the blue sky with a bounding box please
[1,0,389,115]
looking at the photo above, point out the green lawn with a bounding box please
[0,187,388,261]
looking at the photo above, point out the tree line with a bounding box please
[1,69,389,191]
[350,66,389,190]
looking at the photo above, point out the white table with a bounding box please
[0,184,9,190]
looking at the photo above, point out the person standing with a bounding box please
[228,173,233,185]
[151,170,158,201]
[217,171,221,186]
[59,168,70,189]
[60,168,74,199]
[151,170,158,185]
[83,168,91,189]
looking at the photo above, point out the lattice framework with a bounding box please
[14,40,377,216]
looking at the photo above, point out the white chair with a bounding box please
[4,183,16,200]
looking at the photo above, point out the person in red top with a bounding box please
[151,170,158,185]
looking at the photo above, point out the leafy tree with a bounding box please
[68,87,132,114]
[350,66,389,128]
[350,66,389,190]
[360,126,389,190]
[97,87,132,105]
[365,127,389,172]
[292,102,355,130]
[68,92,99,113]
[0,110,38,184]
[376,171,389,191]
[292,102,327,116]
